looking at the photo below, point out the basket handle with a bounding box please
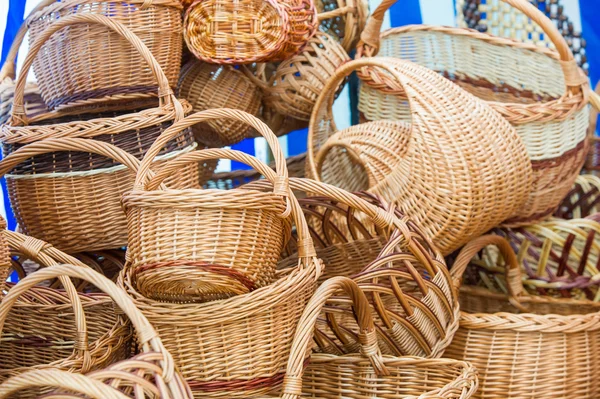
[450,234,526,311]
[279,276,389,399]
[0,137,141,179]
[9,13,183,126]
[0,264,183,395]
[146,148,317,259]
[0,0,57,81]
[307,58,412,184]
[0,369,130,399]
[135,109,287,191]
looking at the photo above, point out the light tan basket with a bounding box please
[0,264,192,399]
[119,169,322,397]
[271,276,478,399]
[26,0,182,112]
[177,60,263,147]
[264,31,350,121]
[124,109,295,302]
[248,177,460,359]
[184,0,318,64]
[355,0,590,226]
[316,0,369,51]
[0,233,132,398]
[307,57,533,255]
[446,234,600,399]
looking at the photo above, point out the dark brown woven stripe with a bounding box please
[47,85,163,110]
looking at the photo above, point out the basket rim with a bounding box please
[0,100,192,145]
[27,0,183,21]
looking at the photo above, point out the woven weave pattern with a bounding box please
[316,0,368,51]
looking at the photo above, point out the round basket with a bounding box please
[177,60,263,147]
[124,109,295,302]
[316,0,369,51]
[307,58,533,255]
[119,175,322,397]
[355,0,590,226]
[0,264,192,399]
[446,235,600,399]
[184,0,318,64]
[264,31,350,121]
[26,0,182,112]
[555,174,600,219]
[274,276,478,399]
[0,234,132,398]
[248,177,460,359]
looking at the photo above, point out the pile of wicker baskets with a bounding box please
[0,0,600,398]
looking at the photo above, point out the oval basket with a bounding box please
[446,235,600,399]
[355,0,590,226]
[307,57,533,255]
[26,0,183,112]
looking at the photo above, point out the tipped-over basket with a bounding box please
[307,57,533,255]
[271,276,478,399]
[26,0,183,112]
[355,0,590,226]
[124,109,297,302]
[446,234,600,399]
[0,264,192,399]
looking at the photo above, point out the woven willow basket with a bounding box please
[124,109,297,302]
[249,177,460,359]
[271,276,478,399]
[446,235,600,399]
[26,0,182,112]
[0,233,132,398]
[265,31,350,121]
[307,58,533,255]
[177,60,263,147]
[184,0,318,64]
[120,171,322,398]
[316,0,369,51]
[355,0,590,226]
[555,174,600,219]
[0,264,192,399]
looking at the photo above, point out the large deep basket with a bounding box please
[0,264,192,399]
[307,58,533,255]
[355,0,590,226]
[0,232,132,398]
[120,157,322,397]
[124,109,296,302]
[271,276,478,399]
[184,0,318,64]
[26,0,182,112]
[446,235,600,399]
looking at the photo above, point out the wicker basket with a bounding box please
[316,0,369,51]
[446,234,600,399]
[124,109,296,302]
[356,0,590,226]
[248,177,460,359]
[0,264,192,399]
[0,234,132,398]
[264,31,350,121]
[177,60,263,147]
[184,0,318,64]
[307,57,533,255]
[274,276,478,399]
[555,174,600,219]
[465,218,600,301]
[119,169,322,397]
[26,0,182,112]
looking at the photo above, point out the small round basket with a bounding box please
[178,60,263,147]
[26,0,183,112]
[184,0,318,64]
[316,0,369,51]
